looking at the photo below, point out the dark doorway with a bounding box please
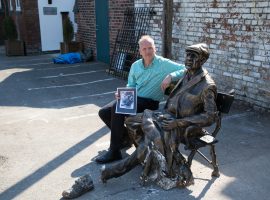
[61,12,69,38]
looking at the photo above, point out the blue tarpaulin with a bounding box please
[53,53,82,64]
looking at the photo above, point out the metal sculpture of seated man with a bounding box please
[62,43,217,198]
[100,43,217,189]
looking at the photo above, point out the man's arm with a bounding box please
[161,74,172,92]
[161,59,186,91]
[164,58,186,81]
[127,64,136,87]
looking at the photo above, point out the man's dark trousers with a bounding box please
[98,97,159,151]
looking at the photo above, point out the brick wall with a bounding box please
[75,0,96,54]
[135,0,163,54]
[108,0,134,57]
[135,0,270,110]
[20,0,41,54]
[75,0,134,59]
[5,0,41,54]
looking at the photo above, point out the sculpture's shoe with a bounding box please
[100,164,119,183]
[180,163,194,186]
[62,174,94,199]
[100,165,112,183]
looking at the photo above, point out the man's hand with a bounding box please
[161,118,177,131]
[161,75,172,92]
[115,92,120,100]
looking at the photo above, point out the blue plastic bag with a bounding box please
[53,52,82,64]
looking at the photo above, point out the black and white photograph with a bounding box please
[116,87,137,115]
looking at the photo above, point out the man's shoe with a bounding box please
[62,174,94,199]
[95,149,122,164]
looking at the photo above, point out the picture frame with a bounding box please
[116,87,137,115]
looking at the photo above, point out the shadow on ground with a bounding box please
[0,126,109,200]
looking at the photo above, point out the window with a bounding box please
[0,0,2,9]
[9,0,13,11]
[48,0,52,4]
[16,0,21,11]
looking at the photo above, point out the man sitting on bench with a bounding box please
[62,43,218,198]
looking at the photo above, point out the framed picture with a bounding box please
[116,87,137,115]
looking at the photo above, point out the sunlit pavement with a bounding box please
[0,50,270,200]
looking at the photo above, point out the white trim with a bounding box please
[9,0,13,11]
[15,0,21,11]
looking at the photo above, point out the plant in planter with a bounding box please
[2,16,25,56]
[60,17,83,54]
[63,16,74,43]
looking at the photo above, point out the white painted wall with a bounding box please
[38,0,76,51]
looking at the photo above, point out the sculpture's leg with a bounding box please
[173,150,194,186]
[173,149,186,165]
[100,150,139,183]
[125,113,144,147]
[210,144,220,177]
[187,150,196,168]
[141,110,165,155]
[179,162,194,186]
[140,146,152,185]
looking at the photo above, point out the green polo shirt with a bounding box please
[127,55,186,101]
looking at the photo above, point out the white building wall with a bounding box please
[38,0,76,51]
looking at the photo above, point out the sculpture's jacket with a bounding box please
[165,68,217,128]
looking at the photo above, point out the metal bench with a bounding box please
[182,90,234,177]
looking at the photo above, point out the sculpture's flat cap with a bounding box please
[186,43,210,59]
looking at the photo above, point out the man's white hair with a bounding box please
[138,35,155,47]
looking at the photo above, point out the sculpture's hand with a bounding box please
[176,119,188,127]
[162,118,177,130]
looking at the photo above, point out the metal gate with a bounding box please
[108,7,156,79]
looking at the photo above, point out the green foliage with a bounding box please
[2,16,18,40]
[63,17,74,42]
